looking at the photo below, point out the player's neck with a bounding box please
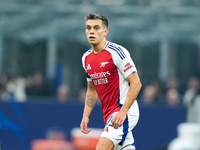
[92,39,107,53]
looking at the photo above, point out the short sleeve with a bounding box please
[82,53,92,82]
[113,47,137,79]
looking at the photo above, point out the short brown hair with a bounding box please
[85,13,109,28]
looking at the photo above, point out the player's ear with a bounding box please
[104,28,109,37]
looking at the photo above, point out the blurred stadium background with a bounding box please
[0,0,200,149]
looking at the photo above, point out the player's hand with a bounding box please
[112,111,126,129]
[80,116,91,134]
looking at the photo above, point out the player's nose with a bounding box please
[89,29,95,34]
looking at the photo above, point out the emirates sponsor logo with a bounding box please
[89,71,110,80]
[89,71,110,85]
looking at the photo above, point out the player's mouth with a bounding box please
[89,36,95,40]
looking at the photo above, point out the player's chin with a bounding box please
[88,41,97,45]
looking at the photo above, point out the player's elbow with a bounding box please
[131,78,142,93]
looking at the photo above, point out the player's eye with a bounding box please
[95,26,100,30]
[86,26,91,30]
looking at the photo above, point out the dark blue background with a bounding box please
[0,101,186,150]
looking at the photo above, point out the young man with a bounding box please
[80,13,142,150]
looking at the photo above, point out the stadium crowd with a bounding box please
[0,72,199,108]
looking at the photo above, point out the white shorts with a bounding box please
[101,112,139,150]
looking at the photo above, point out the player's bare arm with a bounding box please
[86,94,97,108]
[112,72,142,129]
[80,81,98,134]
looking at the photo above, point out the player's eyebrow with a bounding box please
[86,25,101,30]
[94,25,100,27]
[86,24,100,27]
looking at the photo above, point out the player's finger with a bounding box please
[82,127,91,134]
[119,121,123,127]
[111,117,116,127]
[85,129,91,134]
[112,118,120,129]
[80,122,83,130]
[116,120,123,128]
[81,122,91,134]
[81,122,86,132]
[114,123,119,129]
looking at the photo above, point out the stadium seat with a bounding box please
[71,128,103,150]
[31,139,73,150]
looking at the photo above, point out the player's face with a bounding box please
[85,19,108,46]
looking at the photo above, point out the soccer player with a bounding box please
[80,13,142,150]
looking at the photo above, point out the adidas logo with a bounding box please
[86,64,91,70]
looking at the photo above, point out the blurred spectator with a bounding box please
[166,75,181,92]
[56,84,70,103]
[183,76,200,123]
[0,74,8,101]
[26,72,54,97]
[151,80,163,95]
[55,84,77,103]
[78,87,86,103]
[6,74,27,102]
[165,88,181,106]
[151,79,165,103]
[141,84,158,105]
[183,76,200,106]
